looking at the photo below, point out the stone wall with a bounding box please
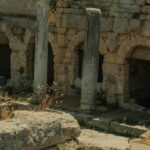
[51,0,150,107]
[98,0,150,107]
[0,0,150,107]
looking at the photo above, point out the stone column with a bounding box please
[33,0,48,93]
[80,8,101,109]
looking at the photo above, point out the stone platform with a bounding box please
[78,129,130,150]
[0,110,80,150]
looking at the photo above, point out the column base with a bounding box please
[80,103,95,110]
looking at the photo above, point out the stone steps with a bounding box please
[78,129,130,150]
[78,129,150,150]
[66,109,149,138]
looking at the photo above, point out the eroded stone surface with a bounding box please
[0,0,150,109]
[78,129,130,150]
[131,138,150,150]
[0,110,80,150]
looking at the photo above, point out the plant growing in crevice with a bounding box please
[0,106,14,120]
[38,82,64,111]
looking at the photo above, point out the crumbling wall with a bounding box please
[51,0,150,107]
[97,0,150,107]
[0,0,150,107]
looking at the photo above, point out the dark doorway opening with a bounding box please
[129,59,150,108]
[26,44,35,81]
[98,54,104,82]
[77,48,83,78]
[0,44,11,80]
[47,43,54,85]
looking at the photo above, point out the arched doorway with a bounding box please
[0,44,11,84]
[47,43,54,85]
[129,46,150,108]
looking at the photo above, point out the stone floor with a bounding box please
[61,96,150,126]
[0,110,80,150]
[96,109,150,127]
[61,95,80,109]
[78,129,130,150]
[0,95,150,150]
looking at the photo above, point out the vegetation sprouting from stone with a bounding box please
[38,82,64,111]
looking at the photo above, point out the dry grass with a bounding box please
[0,106,14,120]
[38,82,64,111]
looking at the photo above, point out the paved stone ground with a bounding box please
[61,96,150,127]
[61,95,80,109]
[78,129,130,150]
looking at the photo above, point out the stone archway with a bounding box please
[128,46,150,108]
[103,36,150,108]
[117,36,150,63]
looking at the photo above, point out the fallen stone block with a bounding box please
[0,110,80,150]
[78,129,130,150]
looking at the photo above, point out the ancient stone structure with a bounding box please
[0,0,150,108]
[0,110,80,150]
[34,0,49,93]
[81,8,101,109]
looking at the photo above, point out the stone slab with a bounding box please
[0,0,36,16]
[131,138,150,150]
[78,129,130,150]
[0,110,80,150]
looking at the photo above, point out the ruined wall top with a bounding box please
[0,0,100,16]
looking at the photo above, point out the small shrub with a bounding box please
[38,82,64,111]
[0,106,14,120]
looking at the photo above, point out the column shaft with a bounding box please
[34,0,48,93]
[81,8,101,109]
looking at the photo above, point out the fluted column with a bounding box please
[34,0,48,93]
[80,8,101,109]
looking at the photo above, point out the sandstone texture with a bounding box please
[78,129,130,150]
[0,110,80,150]
[0,0,150,107]
[131,138,150,150]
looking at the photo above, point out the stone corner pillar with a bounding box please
[80,8,101,110]
[33,0,49,93]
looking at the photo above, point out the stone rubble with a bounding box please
[0,0,150,107]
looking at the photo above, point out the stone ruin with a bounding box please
[0,0,150,110]
[0,109,81,150]
[0,0,150,149]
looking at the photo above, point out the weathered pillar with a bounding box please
[33,0,48,93]
[80,8,101,109]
